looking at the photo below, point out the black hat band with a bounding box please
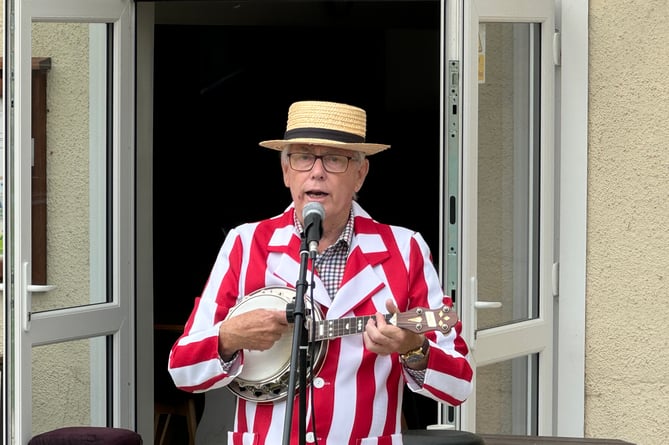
[284,127,365,144]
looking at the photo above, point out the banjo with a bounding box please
[225,286,458,403]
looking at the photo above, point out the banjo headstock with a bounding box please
[389,305,458,334]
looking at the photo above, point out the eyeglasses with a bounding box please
[287,152,354,173]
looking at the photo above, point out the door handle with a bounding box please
[470,276,503,310]
[474,300,502,309]
[468,277,503,348]
[23,261,57,331]
[27,284,57,292]
[0,284,56,292]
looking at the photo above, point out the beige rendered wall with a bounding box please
[587,1,669,445]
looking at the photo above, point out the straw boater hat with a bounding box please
[259,100,390,155]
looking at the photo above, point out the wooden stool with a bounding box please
[154,398,198,445]
[28,426,143,444]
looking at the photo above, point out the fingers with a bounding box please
[364,316,398,355]
[363,329,391,356]
[385,298,400,315]
[219,308,292,354]
[364,303,425,356]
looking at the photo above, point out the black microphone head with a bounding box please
[302,202,324,253]
[303,202,325,221]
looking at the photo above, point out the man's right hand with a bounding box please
[218,309,291,360]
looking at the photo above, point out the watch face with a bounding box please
[401,339,428,364]
[401,349,425,361]
[403,354,425,364]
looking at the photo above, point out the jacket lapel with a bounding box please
[267,202,391,318]
[327,222,391,319]
[268,223,332,310]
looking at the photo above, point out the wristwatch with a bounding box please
[400,338,429,365]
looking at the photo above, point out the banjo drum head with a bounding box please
[225,286,325,402]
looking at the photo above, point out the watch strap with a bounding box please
[400,338,429,364]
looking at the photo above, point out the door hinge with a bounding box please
[553,31,561,66]
[552,262,560,298]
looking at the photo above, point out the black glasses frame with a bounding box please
[287,152,354,173]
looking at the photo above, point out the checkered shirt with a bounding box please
[295,208,353,299]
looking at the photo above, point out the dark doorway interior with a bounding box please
[152,0,442,437]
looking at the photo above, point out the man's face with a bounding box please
[282,144,369,228]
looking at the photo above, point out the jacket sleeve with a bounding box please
[403,231,474,406]
[167,227,247,393]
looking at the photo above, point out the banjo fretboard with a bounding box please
[309,307,456,342]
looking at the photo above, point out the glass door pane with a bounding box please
[32,336,109,435]
[477,21,540,329]
[30,21,109,312]
[475,20,543,435]
[476,354,538,435]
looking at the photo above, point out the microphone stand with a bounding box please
[282,234,311,445]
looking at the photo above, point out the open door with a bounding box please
[4,0,136,442]
[457,0,556,435]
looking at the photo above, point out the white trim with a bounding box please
[12,0,36,439]
[135,2,157,442]
[89,22,108,427]
[556,0,588,437]
[32,0,128,21]
[113,0,137,428]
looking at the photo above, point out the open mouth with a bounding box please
[307,191,328,198]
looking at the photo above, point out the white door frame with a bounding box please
[135,2,157,442]
[555,0,588,437]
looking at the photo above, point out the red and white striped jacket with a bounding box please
[168,202,473,445]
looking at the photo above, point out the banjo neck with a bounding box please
[307,305,458,342]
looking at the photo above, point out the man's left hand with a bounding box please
[363,298,425,356]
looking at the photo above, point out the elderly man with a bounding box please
[168,100,473,445]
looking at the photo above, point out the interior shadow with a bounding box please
[152,0,442,434]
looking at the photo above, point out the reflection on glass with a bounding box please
[477,22,541,330]
[31,22,109,312]
[476,354,538,435]
[32,336,108,435]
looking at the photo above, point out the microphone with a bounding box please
[302,202,325,253]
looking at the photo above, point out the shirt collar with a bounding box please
[293,206,354,249]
